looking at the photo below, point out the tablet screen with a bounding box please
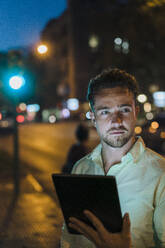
[52,173,122,234]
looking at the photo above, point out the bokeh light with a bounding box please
[16,115,25,123]
[135,126,142,134]
[146,112,154,120]
[114,37,122,45]
[62,108,70,118]
[143,102,151,112]
[27,104,40,112]
[160,131,165,139]
[67,98,79,111]
[137,94,147,103]
[149,126,157,134]
[151,121,159,129]
[37,44,48,54]
[149,84,159,93]
[86,111,91,120]
[153,91,165,107]
[48,115,56,123]
[89,35,99,48]
[19,103,27,111]
[9,75,25,90]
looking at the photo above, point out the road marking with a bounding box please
[26,174,43,192]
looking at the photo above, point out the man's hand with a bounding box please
[69,210,131,248]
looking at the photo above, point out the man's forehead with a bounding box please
[92,87,135,110]
[94,87,134,101]
[96,87,132,96]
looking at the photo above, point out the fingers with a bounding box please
[69,218,86,234]
[69,216,97,241]
[69,216,103,247]
[69,212,132,248]
[84,210,106,233]
[122,213,131,236]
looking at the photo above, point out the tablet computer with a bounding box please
[52,173,122,234]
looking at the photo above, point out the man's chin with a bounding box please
[103,137,129,148]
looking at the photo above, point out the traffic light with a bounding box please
[4,72,27,103]
[9,75,25,90]
[2,69,34,103]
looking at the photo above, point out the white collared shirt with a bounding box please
[61,137,165,248]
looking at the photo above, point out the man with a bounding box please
[62,124,89,174]
[60,68,165,248]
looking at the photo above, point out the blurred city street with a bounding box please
[0,1,165,247]
[0,121,99,248]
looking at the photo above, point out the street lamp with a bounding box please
[36,43,48,55]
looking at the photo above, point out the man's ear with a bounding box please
[90,111,96,126]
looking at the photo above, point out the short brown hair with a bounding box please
[87,68,139,111]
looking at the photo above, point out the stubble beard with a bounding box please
[102,130,134,148]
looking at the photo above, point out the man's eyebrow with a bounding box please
[95,106,110,111]
[120,104,132,107]
[95,104,132,111]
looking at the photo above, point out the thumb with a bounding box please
[122,213,131,236]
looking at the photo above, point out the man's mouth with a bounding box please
[110,131,125,135]
[108,128,127,135]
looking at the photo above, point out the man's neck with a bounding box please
[101,137,136,174]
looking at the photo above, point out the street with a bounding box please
[0,121,99,247]
[0,121,99,197]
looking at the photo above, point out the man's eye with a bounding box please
[97,110,109,116]
[121,107,131,113]
[101,110,109,115]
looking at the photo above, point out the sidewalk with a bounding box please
[0,151,63,248]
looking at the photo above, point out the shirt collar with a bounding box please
[90,143,103,167]
[90,136,145,165]
[128,136,145,163]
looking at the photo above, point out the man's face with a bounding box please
[90,87,139,148]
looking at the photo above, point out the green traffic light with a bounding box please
[9,75,25,90]
[2,69,34,102]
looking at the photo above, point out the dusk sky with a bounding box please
[0,0,67,51]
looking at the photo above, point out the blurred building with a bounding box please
[40,0,132,104]
[40,0,165,107]
[40,12,69,107]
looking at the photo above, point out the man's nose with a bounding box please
[111,112,122,123]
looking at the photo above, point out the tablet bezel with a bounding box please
[52,173,123,234]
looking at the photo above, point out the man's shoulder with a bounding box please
[71,152,92,173]
[71,144,102,174]
[144,146,165,171]
[145,146,165,160]
[137,137,165,162]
